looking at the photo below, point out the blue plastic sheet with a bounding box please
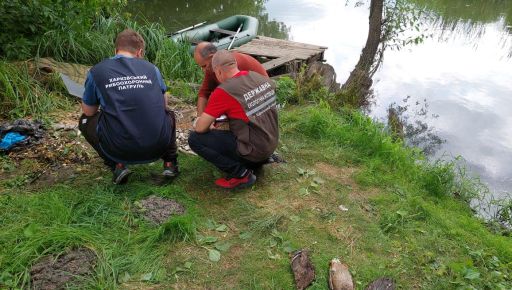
[0,132,27,150]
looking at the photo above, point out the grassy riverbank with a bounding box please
[1,102,511,289]
[1,3,511,289]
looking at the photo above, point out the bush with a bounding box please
[0,0,126,60]
[275,76,297,105]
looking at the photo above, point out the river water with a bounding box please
[127,0,512,201]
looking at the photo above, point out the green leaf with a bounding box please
[267,249,280,260]
[215,224,228,232]
[197,235,218,244]
[239,232,252,240]
[203,236,218,244]
[289,215,300,222]
[141,272,153,281]
[205,219,217,230]
[23,224,38,238]
[299,187,309,196]
[208,249,221,262]
[313,177,325,184]
[119,271,131,283]
[173,266,185,274]
[184,262,192,269]
[282,241,295,253]
[214,241,232,252]
[464,268,480,280]
[396,210,408,217]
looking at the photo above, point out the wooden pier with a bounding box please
[233,36,328,76]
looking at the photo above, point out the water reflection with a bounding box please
[387,97,445,156]
[409,0,512,57]
[126,0,290,39]
[410,0,512,27]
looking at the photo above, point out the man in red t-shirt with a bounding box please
[193,42,268,116]
[188,50,278,189]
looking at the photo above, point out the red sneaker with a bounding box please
[215,171,256,189]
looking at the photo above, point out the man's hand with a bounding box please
[81,103,99,117]
[194,112,216,133]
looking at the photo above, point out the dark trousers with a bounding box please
[188,130,264,177]
[78,112,177,169]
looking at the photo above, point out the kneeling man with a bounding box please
[188,50,279,189]
[79,29,178,184]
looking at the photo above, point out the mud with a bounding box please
[139,195,186,225]
[30,248,96,290]
[148,173,176,186]
[32,165,79,188]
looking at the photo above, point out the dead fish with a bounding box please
[328,258,354,290]
[365,277,396,290]
[291,250,315,290]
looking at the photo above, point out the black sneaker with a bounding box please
[112,163,131,185]
[162,161,179,178]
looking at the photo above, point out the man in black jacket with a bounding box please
[79,29,178,184]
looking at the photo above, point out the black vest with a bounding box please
[90,57,171,163]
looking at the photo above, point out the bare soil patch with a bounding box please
[314,162,380,200]
[315,162,358,187]
[30,248,96,290]
[139,195,186,225]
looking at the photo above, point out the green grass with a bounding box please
[1,104,511,289]
[0,60,71,120]
[0,164,198,288]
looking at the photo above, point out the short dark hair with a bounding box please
[115,29,145,53]
[199,42,218,59]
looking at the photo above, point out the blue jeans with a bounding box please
[188,130,263,177]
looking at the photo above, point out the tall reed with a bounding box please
[0,61,66,120]
[37,15,201,83]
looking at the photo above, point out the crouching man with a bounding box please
[79,29,178,184]
[188,50,279,189]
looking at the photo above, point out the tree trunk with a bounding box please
[341,0,384,106]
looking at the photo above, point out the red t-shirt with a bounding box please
[203,71,250,123]
[198,52,268,99]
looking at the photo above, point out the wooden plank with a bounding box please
[235,46,319,60]
[255,36,327,50]
[236,40,326,57]
[239,44,322,56]
[262,56,297,70]
[210,28,236,36]
[248,39,325,53]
